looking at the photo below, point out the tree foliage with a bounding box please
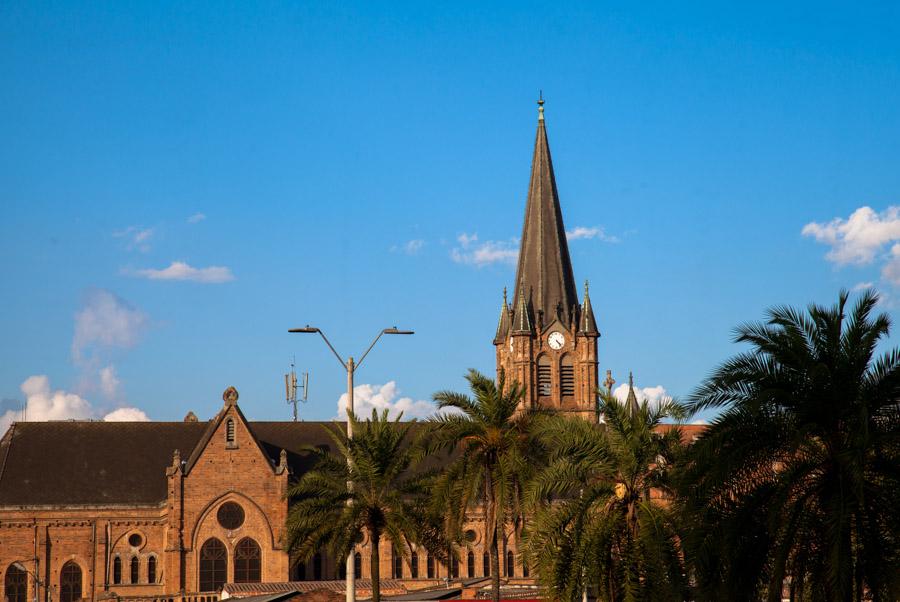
[680,290,900,601]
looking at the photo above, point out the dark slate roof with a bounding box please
[0,420,344,507]
[511,103,580,331]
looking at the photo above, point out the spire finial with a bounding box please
[629,371,634,387]
[537,91,544,121]
[584,279,589,297]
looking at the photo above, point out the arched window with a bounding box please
[467,551,475,578]
[392,548,402,579]
[483,552,490,577]
[112,557,122,584]
[354,553,362,579]
[450,554,459,579]
[293,562,306,581]
[426,554,435,579]
[199,538,227,592]
[560,355,575,400]
[505,550,514,578]
[522,560,529,578]
[410,552,418,579]
[338,560,346,580]
[147,556,157,584]
[312,553,322,580]
[537,354,552,398]
[5,563,27,602]
[130,556,140,584]
[234,538,261,583]
[225,419,236,445]
[60,561,82,602]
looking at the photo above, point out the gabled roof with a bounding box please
[511,100,580,330]
[0,420,340,506]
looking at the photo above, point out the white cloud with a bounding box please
[853,281,875,291]
[187,213,206,224]
[451,232,518,267]
[690,419,708,425]
[102,407,150,422]
[612,381,671,410]
[99,365,121,399]
[133,261,235,283]
[566,226,619,243]
[114,226,155,252]
[392,239,425,255]
[0,376,151,436]
[336,381,437,421]
[802,206,900,266]
[72,289,149,363]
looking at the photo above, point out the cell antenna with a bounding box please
[285,358,309,421]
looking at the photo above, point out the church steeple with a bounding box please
[511,97,579,330]
[495,99,599,422]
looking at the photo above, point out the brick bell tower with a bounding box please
[494,98,600,421]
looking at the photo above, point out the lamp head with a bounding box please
[383,327,414,335]
[288,325,320,334]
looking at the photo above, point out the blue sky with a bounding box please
[2,1,900,426]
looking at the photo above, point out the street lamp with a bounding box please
[12,561,43,602]
[288,325,414,602]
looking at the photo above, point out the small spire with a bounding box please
[626,371,639,416]
[579,279,599,335]
[537,91,545,121]
[512,288,534,334]
[494,287,512,344]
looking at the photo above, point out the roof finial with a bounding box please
[584,279,589,297]
[503,286,508,307]
[537,91,544,121]
[629,371,634,387]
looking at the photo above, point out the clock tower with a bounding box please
[494,99,600,420]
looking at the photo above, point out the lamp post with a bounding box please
[288,325,414,602]
[12,561,43,602]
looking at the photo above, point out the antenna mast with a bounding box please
[285,358,309,421]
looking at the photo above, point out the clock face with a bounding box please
[548,331,565,350]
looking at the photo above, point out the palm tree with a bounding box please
[285,409,433,602]
[524,393,688,602]
[427,369,548,602]
[681,290,900,601]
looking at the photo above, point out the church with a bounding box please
[0,102,608,602]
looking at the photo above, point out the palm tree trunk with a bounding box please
[491,528,501,602]
[370,531,381,602]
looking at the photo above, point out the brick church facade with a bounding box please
[0,103,603,602]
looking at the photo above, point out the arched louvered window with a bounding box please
[537,354,552,398]
[426,554,435,579]
[112,557,122,584]
[5,563,27,602]
[234,538,261,583]
[483,552,490,577]
[147,556,157,584]
[60,561,82,602]
[410,552,418,579]
[225,419,236,445]
[467,551,475,578]
[312,553,322,580]
[560,354,575,399]
[505,550,515,577]
[199,538,227,592]
[354,553,362,579]
[130,556,140,584]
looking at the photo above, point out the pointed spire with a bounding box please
[512,288,534,334]
[511,96,579,331]
[579,280,599,335]
[626,371,639,416]
[493,287,512,344]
